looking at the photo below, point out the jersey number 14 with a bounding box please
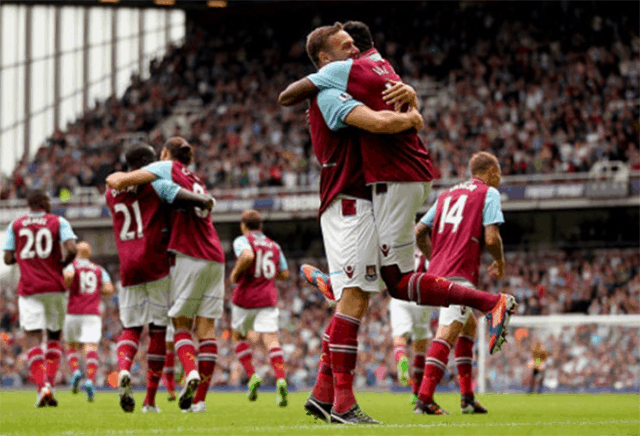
[438,195,468,234]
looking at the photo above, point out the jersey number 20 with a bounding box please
[18,228,53,259]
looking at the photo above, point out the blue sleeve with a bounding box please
[278,249,288,272]
[308,59,353,92]
[151,179,180,203]
[58,217,77,242]
[483,187,505,226]
[420,203,437,228]
[233,236,251,258]
[142,161,173,181]
[316,88,364,131]
[2,222,16,250]
[101,267,111,283]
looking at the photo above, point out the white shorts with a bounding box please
[168,254,224,319]
[231,304,279,336]
[119,276,171,328]
[63,314,102,344]
[389,298,433,341]
[372,182,432,273]
[18,293,66,332]
[438,278,475,326]
[166,322,175,344]
[320,195,385,302]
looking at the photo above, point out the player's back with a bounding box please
[11,212,65,296]
[308,96,370,216]
[166,160,224,263]
[346,52,433,184]
[66,258,104,316]
[428,178,491,286]
[233,232,281,309]
[106,184,171,287]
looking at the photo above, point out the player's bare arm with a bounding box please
[63,268,75,288]
[276,270,290,281]
[230,249,256,284]
[344,105,423,134]
[3,250,15,265]
[102,281,115,295]
[278,78,319,106]
[61,239,78,267]
[173,188,216,211]
[415,222,432,259]
[106,170,157,190]
[485,224,505,279]
[382,81,419,109]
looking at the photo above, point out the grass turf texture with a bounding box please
[0,391,638,436]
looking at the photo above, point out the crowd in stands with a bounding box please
[1,248,637,391]
[1,2,638,200]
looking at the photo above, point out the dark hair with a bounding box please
[343,20,373,53]
[125,144,156,170]
[241,209,262,231]
[163,136,194,165]
[306,22,344,69]
[27,189,49,211]
[470,152,500,176]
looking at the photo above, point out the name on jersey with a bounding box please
[373,65,390,76]
[450,181,478,192]
[252,239,274,249]
[111,186,139,196]
[20,217,48,226]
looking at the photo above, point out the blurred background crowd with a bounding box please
[1,1,638,199]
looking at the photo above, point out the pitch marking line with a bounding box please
[47,419,640,435]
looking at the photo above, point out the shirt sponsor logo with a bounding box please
[344,265,354,279]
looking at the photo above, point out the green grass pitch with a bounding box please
[0,390,638,436]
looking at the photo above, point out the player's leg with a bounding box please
[44,294,66,392]
[116,282,147,412]
[537,370,545,394]
[168,255,203,411]
[20,294,49,406]
[142,324,167,412]
[142,278,171,412]
[415,307,466,415]
[258,308,287,407]
[456,315,486,413]
[162,325,176,402]
[190,260,224,412]
[411,339,428,404]
[65,341,83,394]
[231,304,260,400]
[389,299,413,387]
[305,316,334,421]
[81,342,99,402]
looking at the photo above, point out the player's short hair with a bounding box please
[164,136,194,166]
[27,189,50,211]
[125,144,156,170]
[343,20,374,53]
[241,209,262,231]
[306,22,344,69]
[470,152,500,176]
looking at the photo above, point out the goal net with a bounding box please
[476,314,640,394]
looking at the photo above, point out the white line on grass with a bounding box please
[46,419,640,435]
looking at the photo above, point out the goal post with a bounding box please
[477,314,640,394]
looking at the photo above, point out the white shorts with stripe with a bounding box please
[438,278,475,326]
[63,314,102,344]
[118,276,171,328]
[18,293,66,332]
[372,182,432,273]
[320,195,385,302]
[389,298,433,342]
[168,253,224,320]
[231,304,279,336]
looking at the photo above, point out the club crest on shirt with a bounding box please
[365,265,377,282]
[344,265,354,279]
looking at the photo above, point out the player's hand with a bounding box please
[204,196,216,212]
[488,259,505,279]
[408,107,424,132]
[382,81,418,109]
